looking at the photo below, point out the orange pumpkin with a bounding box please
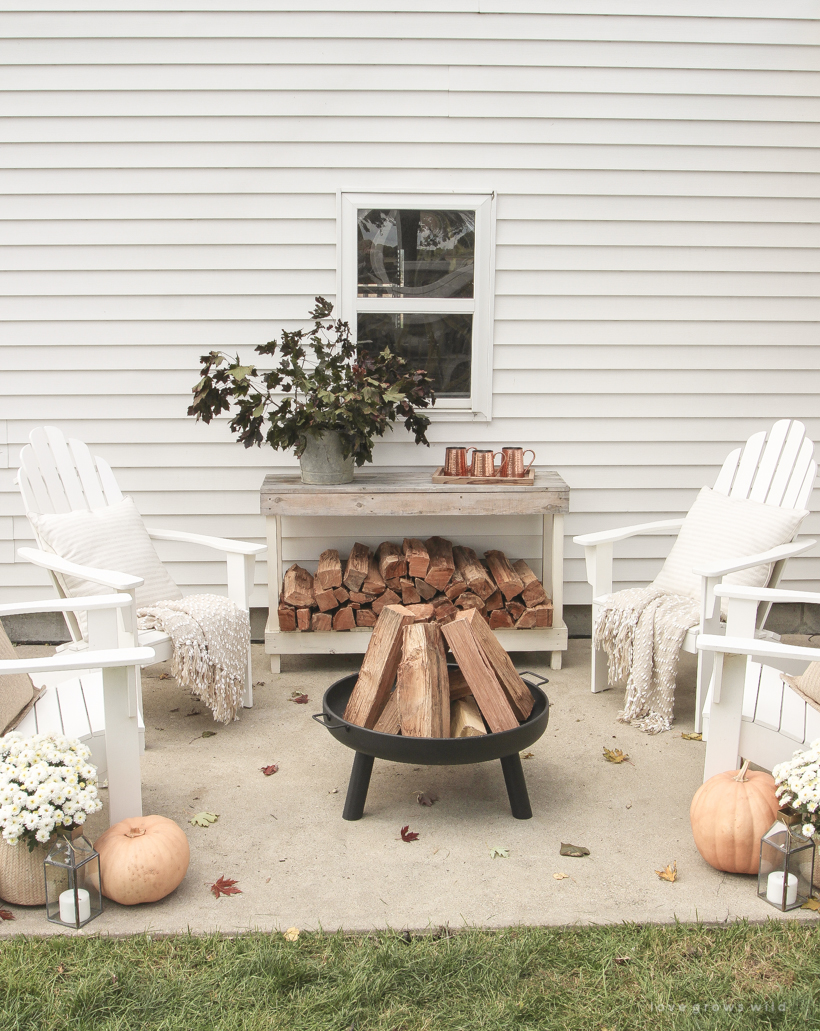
[690,760,779,875]
[95,815,190,905]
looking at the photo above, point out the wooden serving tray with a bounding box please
[431,467,535,486]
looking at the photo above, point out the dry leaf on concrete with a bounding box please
[553,872,569,880]
[417,792,439,807]
[603,747,633,765]
[521,751,535,759]
[802,897,820,911]
[655,862,678,882]
[283,927,300,941]
[210,875,241,898]
[560,842,590,857]
[681,733,703,741]
[0,910,14,921]
[190,811,219,827]
[489,847,510,859]
[261,764,279,776]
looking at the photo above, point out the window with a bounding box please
[339,192,496,420]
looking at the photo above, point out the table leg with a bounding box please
[500,753,532,820]
[543,511,565,670]
[266,513,283,675]
[343,752,375,821]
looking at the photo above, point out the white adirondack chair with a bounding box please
[16,425,266,709]
[0,594,155,825]
[698,584,820,782]
[573,420,817,733]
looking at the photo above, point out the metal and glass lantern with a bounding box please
[44,834,103,929]
[757,814,816,912]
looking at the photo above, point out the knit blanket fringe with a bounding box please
[137,594,250,724]
[594,586,700,735]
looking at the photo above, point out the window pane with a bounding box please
[358,312,472,398]
[357,209,474,299]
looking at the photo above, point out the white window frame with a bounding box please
[338,190,496,421]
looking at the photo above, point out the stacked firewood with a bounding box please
[277,537,552,633]
[342,604,535,738]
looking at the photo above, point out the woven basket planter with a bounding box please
[0,837,51,906]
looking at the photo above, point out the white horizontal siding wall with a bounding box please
[1,2,818,610]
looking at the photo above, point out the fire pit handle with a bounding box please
[312,712,347,731]
[520,671,549,687]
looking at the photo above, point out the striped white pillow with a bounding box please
[653,486,808,606]
[28,497,182,632]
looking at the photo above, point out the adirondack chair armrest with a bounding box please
[16,547,145,592]
[0,646,155,677]
[0,594,134,619]
[696,633,820,666]
[714,583,820,607]
[144,527,267,557]
[573,518,685,548]
[693,538,816,579]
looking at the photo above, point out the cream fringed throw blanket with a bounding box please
[137,595,250,724]
[594,586,700,734]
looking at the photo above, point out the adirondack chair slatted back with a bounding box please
[18,426,124,517]
[712,420,816,512]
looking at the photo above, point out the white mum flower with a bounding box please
[802,824,816,838]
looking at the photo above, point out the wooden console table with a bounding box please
[260,467,569,673]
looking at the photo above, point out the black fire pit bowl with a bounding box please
[312,667,549,821]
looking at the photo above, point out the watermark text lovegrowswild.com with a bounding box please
[651,1001,789,1014]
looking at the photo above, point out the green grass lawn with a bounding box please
[1,922,818,1030]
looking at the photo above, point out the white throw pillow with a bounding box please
[28,497,182,633]
[653,486,808,606]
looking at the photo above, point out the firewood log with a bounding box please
[333,586,350,604]
[297,608,311,631]
[484,589,504,612]
[406,603,434,622]
[440,619,519,733]
[507,599,526,621]
[451,697,487,738]
[455,591,485,611]
[531,603,553,627]
[489,609,515,630]
[314,585,339,612]
[400,578,422,605]
[311,612,332,632]
[362,556,387,596]
[344,604,416,728]
[484,550,525,601]
[402,538,430,578]
[396,622,449,738]
[278,603,297,632]
[424,536,455,591]
[514,609,537,629]
[443,569,467,600]
[433,600,458,623]
[448,667,472,701]
[355,608,378,628]
[414,578,438,601]
[453,546,495,600]
[386,576,403,591]
[343,543,371,592]
[511,559,548,607]
[317,548,343,590]
[455,607,534,720]
[372,588,402,615]
[349,592,368,604]
[282,564,315,608]
[373,691,400,734]
[332,605,357,631]
[376,541,407,580]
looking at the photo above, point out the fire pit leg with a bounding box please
[500,754,532,820]
[342,752,375,821]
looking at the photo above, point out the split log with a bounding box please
[406,603,435,622]
[297,608,311,631]
[282,564,315,608]
[373,691,400,735]
[344,604,416,728]
[424,536,455,591]
[514,610,537,629]
[489,609,515,630]
[311,612,333,632]
[511,559,548,607]
[349,602,360,610]
[403,538,430,578]
[355,608,378,628]
[441,619,519,733]
[448,667,472,701]
[278,604,297,632]
[332,606,357,631]
[455,608,534,720]
[349,592,368,604]
[431,597,458,623]
[484,589,504,612]
[386,576,403,591]
[507,600,526,621]
[531,603,553,627]
[333,586,350,605]
[372,588,401,615]
[343,543,371,592]
[453,546,495,600]
[414,578,438,601]
[376,541,407,581]
[396,622,450,738]
[362,556,387,597]
[314,585,339,612]
[451,697,487,738]
[443,569,467,600]
[484,550,525,601]
[317,549,343,590]
[400,579,422,605]
[454,591,485,611]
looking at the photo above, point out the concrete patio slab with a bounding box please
[2,639,816,936]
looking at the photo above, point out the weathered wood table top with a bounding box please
[260,467,569,518]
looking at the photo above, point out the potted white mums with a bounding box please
[0,732,103,905]
[773,737,820,891]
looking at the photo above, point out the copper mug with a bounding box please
[470,450,502,477]
[443,446,476,477]
[499,447,536,478]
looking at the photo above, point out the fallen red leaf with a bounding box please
[261,764,279,776]
[292,694,309,704]
[210,875,242,898]
[400,825,419,842]
[0,909,14,921]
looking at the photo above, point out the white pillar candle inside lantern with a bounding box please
[59,888,91,924]
[766,871,797,907]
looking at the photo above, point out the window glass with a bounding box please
[357,209,475,299]
[357,312,472,398]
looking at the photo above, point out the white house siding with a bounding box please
[1,3,818,617]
